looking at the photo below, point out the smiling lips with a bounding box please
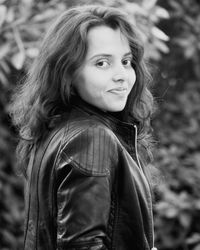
[108,87,127,95]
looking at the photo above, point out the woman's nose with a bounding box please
[112,64,127,82]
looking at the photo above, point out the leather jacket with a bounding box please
[23,96,156,250]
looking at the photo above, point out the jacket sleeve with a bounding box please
[55,125,118,250]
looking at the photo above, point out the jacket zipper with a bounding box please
[133,125,157,250]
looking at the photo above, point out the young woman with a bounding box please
[10,5,157,250]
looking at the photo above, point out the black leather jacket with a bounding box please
[23,96,155,250]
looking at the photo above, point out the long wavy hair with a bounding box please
[9,5,155,175]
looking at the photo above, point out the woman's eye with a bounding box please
[96,60,109,68]
[122,59,132,67]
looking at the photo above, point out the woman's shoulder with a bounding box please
[55,114,120,176]
[61,106,117,142]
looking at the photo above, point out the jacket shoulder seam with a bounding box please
[61,150,109,177]
[56,124,118,176]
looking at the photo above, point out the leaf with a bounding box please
[22,0,33,6]
[26,47,39,58]
[33,9,57,22]
[179,213,192,228]
[166,206,178,218]
[0,4,7,28]
[193,244,200,250]
[152,26,169,41]
[11,51,26,70]
[0,60,10,74]
[124,3,147,16]
[0,70,9,87]
[143,0,158,10]
[154,39,170,53]
[155,6,170,19]
[6,7,15,23]
[0,60,11,88]
[174,38,191,47]
[145,44,162,60]
[186,233,200,245]
[194,200,200,210]
[185,46,196,59]
[0,43,10,59]
[1,229,16,245]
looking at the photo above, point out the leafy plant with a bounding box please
[152,1,200,249]
[1,0,200,250]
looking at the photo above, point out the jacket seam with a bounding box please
[111,192,119,250]
[106,190,118,250]
[56,125,114,177]
[23,146,36,249]
[58,239,103,247]
[55,126,91,163]
[35,127,67,248]
[61,122,108,149]
[51,130,68,247]
[60,150,109,177]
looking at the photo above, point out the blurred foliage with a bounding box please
[152,0,200,249]
[0,0,199,249]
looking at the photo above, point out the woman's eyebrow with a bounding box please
[89,51,132,60]
[89,54,112,60]
[124,52,132,57]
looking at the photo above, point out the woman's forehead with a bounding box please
[85,25,131,58]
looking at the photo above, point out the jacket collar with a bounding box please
[70,95,137,138]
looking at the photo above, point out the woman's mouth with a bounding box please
[108,87,127,94]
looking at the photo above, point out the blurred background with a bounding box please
[0,0,200,249]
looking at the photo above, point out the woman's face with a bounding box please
[73,25,136,112]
